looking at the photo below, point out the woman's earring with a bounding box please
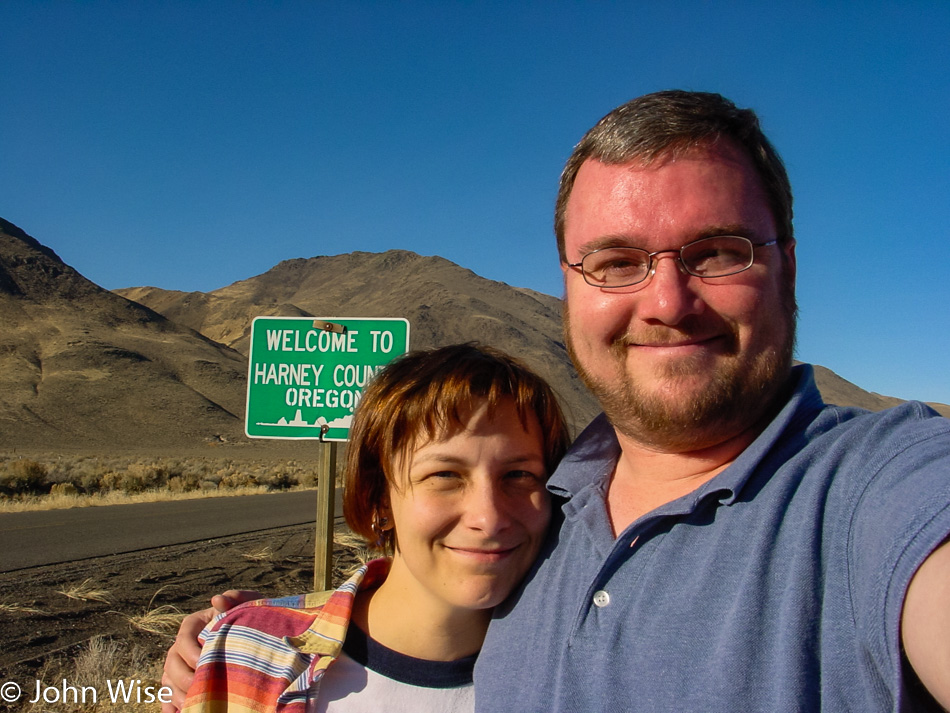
[371,512,391,548]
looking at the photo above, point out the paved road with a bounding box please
[0,489,343,572]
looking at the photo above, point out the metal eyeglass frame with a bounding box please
[567,235,779,289]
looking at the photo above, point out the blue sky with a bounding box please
[2,1,949,405]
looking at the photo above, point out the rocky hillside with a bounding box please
[0,218,248,449]
[1,217,945,452]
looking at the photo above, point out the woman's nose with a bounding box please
[462,481,511,534]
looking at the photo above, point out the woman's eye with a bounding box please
[408,470,459,487]
[505,469,544,483]
[420,471,463,489]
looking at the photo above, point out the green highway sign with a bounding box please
[245,317,410,441]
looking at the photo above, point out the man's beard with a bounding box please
[565,296,797,453]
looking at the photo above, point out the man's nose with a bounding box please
[637,253,704,324]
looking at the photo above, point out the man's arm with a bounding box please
[161,590,263,713]
[902,538,950,709]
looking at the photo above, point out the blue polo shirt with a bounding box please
[476,365,950,712]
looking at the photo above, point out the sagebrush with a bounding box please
[0,453,331,507]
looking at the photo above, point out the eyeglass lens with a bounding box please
[582,236,755,287]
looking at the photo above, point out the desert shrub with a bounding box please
[98,471,125,492]
[295,468,318,487]
[50,482,79,496]
[79,470,104,493]
[263,469,294,491]
[43,459,76,485]
[0,459,49,495]
[200,470,223,488]
[181,461,211,480]
[127,463,170,489]
[96,464,169,493]
[0,453,315,509]
[49,457,108,494]
[119,472,147,493]
[214,466,236,478]
[220,471,258,489]
[163,459,185,478]
[168,473,201,493]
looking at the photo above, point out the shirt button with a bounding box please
[593,590,610,608]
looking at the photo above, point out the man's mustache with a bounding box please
[611,317,738,352]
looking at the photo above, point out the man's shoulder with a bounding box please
[770,396,950,495]
[779,398,950,522]
[793,363,947,434]
[811,398,950,447]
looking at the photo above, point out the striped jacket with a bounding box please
[183,558,390,713]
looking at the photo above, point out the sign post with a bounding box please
[245,317,410,589]
[313,436,337,592]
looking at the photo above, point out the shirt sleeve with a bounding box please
[847,404,950,687]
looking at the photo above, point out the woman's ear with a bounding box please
[377,492,393,530]
[371,498,395,551]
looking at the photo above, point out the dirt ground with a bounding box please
[0,522,364,707]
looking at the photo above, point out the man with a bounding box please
[165,91,950,711]
[474,90,950,712]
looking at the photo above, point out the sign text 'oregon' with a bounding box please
[245,317,410,441]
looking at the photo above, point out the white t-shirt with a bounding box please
[308,623,476,712]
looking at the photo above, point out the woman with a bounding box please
[182,343,569,712]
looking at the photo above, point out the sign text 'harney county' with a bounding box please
[245,317,410,441]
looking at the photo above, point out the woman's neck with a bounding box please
[351,566,491,661]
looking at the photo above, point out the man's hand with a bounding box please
[160,590,263,713]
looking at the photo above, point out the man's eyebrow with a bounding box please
[693,224,764,240]
[574,234,640,255]
[575,224,766,255]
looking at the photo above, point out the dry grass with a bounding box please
[57,579,113,604]
[333,530,374,577]
[0,599,47,615]
[0,482,310,513]
[125,604,186,636]
[242,545,276,562]
[29,635,165,712]
[121,586,186,636]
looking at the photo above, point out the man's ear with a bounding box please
[783,239,797,284]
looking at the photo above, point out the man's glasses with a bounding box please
[567,235,778,289]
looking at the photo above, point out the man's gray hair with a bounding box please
[555,90,793,262]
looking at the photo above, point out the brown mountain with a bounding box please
[117,250,602,431]
[1,217,945,454]
[120,252,950,422]
[118,251,950,421]
[0,218,248,449]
